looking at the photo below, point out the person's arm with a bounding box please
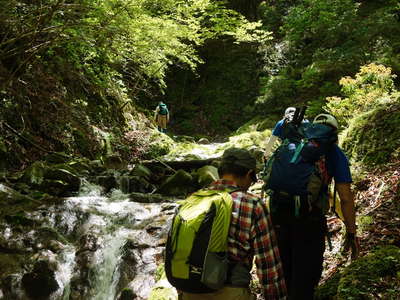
[336,183,356,233]
[253,201,287,299]
[154,106,159,121]
[264,120,283,159]
[264,135,279,158]
[337,182,360,259]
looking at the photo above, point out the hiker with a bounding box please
[263,112,360,300]
[165,147,287,300]
[154,101,169,133]
[264,107,297,158]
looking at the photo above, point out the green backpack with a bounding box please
[165,188,235,293]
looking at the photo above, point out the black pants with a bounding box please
[272,212,327,300]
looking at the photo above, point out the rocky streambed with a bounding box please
[0,144,242,300]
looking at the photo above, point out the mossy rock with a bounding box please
[20,162,80,195]
[148,268,178,300]
[315,246,400,300]
[21,161,47,185]
[340,101,400,166]
[196,165,219,187]
[43,152,70,164]
[129,164,152,181]
[103,154,126,170]
[148,279,178,300]
[0,253,28,279]
[147,131,175,159]
[157,170,194,196]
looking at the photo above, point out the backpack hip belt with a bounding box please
[270,190,313,217]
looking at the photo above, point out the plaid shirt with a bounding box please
[208,180,287,299]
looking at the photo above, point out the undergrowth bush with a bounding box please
[326,64,397,127]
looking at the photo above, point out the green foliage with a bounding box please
[0,0,269,166]
[326,64,398,126]
[257,0,400,117]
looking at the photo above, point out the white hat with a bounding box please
[313,114,339,129]
[284,107,296,120]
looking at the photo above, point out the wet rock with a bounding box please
[34,227,68,252]
[118,287,137,300]
[70,234,101,299]
[103,154,126,170]
[22,255,59,299]
[119,176,154,194]
[43,152,70,164]
[129,164,152,181]
[117,240,138,293]
[20,162,81,196]
[96,174,117,193]
[197,137,210,144]
[88,159,106,174]
[196,165,219,187]
[45,168,80,194]
[157,170,195,196]
[0,274,25,300]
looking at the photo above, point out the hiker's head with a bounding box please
[313,113,339,130]
[219,147,257,190]
[284,107,296,121]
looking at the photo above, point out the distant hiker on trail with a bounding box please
[262,110,360,300]
[165,147,287,300]
[154,101,169,133]
[264,107,296,158]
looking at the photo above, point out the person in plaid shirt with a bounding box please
[182,148,287,300]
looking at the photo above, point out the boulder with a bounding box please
[130,164,152,181]
[43,152,70,164]
[196,165,219,187]
[20,162,81,196]
[197,137,210,144]
[157,170,194,196]
[103,154,126,170]
[22,255,59,299]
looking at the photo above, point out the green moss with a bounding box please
[221,129,270,151]
[357,215,374,233]
[155,263,166,282]
[0,253,28,278]
[148,284,177,300]
[147,131,176,159]
[316,246,400,300]
[340,101,400,166]
[315,272,341,300]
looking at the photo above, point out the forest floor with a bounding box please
[322,160,400,283]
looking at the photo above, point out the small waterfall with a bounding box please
[91,229,128,300]
[0,179,175,300]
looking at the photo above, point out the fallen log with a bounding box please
[141,157,219,172]
[129,192,183,203]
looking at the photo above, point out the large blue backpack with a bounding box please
[262,115,338,216]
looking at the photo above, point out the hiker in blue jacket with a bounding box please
[154,101,169,133]
[264,107,309,158]
[268,113,360,300]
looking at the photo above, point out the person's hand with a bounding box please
[342,232,360,260]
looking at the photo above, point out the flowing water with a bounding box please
[1,181,177,300]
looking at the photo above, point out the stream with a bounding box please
[0,180,178,300]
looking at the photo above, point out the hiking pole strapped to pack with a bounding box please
[292,106,307,127]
